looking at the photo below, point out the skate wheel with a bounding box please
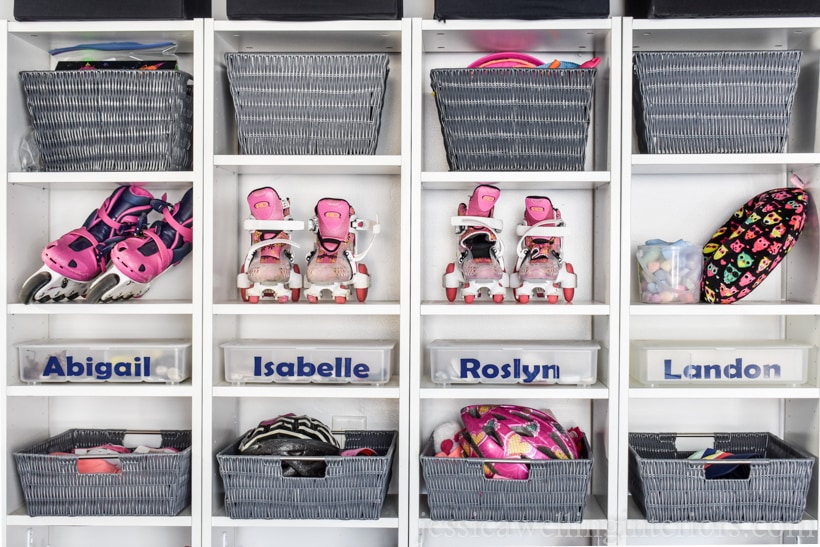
[248,296,259,304]
[517,294,530,304]
[308,295,318,304]
[492,293,504,303]
[563,288,575,303]
[335,295,347,304]
[19,271,52,304]
[86,274,119,304]
[547,294,559,304]
[356,263,369,302]
[278,296,289,303]
[464,295,475,304]
[444,263,457,302]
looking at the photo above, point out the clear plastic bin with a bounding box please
[222,340,394,385]
[632,340,811,386]
[17,340,191,384]
[429,340,599,385]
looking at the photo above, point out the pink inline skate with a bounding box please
[510,196,577,304]
[19,185,158,304]
[237,187,304,303]
[85,188,193,303]
[304,198,380,304]
[443,184,509,304]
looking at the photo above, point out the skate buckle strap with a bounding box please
[159,203,193,243]
[452,215,503,233]
[243,239,299,272]
[349,215,380,262]
[515,224,569,238]
[244,219,305,232]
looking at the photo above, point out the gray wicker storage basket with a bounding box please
[420,436,593,522]
[216,429,397,519]
[429,67,596,171]
[19,70,193,172]
[225,53,389,155]
[633,50,802,154]
[14,429,192,517]
[629,432,815,523]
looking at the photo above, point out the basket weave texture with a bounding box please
[429,67,596,171]
[20,70,193,172]
[225,53,389,155]
[14,429,192,516]
[420,436,593,522]
[633,50,802,154]
[629,432,815,523]
[217,429,396,519]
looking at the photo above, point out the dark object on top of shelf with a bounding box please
[633,50,801,155]
[630,0,820,18]
[701,182,809,304]
[14,429,192,517]
[434,0,609,20]
[14,0,210,21]
[629,432,815,523]
[227,0,402,20]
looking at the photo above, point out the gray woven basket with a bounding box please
[14,429,192,517]
[19,70,193,172]
[629,432,815,523]
[225,53,389,155]
[633,50,802,154]
[216,429,396,519]
[420,436,592,522]
[429,67,596,171]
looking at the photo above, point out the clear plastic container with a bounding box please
[636,243,702,303]
[429,340,599,385]
[17,340,191,384]
[632,340,811,386]
[222,340,394,385]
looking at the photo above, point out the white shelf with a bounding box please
[213,378,401,398]
[212,302,401,315]
[421,170,611,190]
[8,302,195,315]
[630,153,820,175]
[7,382,194,398]
[7,20,196,51]
[8,171,197,186]
[629,382,820,399]
[214,155,402,175]
[420,379,609,399]
[421,301,610,316]
[7,505,193,527]
[211,495,399,528]
[629,302,820,316]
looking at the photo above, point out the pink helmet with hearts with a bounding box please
[459,404,582,480]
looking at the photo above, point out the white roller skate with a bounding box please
[237,187,304,303]
[19,185,159,304]
[509,196,577,304]
[85,188,194,303]
[304,198,380,304]
[443,184,509,304]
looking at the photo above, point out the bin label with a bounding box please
[42,355,150,380]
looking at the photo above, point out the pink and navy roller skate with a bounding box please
[304,198,380,304]
[19,185,158,304]
[85,188,194,303]
[509,196,576,304]
[237,187,304,303]
[443,184,509,304]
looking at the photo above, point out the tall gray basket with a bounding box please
[420,436,593,522]
[225,53,389,155]
[429,67,596,171]
[14,429,192,517]
[20,70,193,172]
[629,432,815,523]
[633,50,802,154]
[216,429,396,519]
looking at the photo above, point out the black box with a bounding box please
[434,0,609,20]
[227,0,402,20]
[637,0,819,17]
[14,0,210,21]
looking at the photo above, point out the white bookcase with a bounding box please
[3,11,820,547]
[1,19,205,547]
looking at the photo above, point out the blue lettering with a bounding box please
[297,356,315,377]
[664,359,682,379]
[43,356,65,377]
[317,362,333,377]
[460,358,481,379]
[353,363,369,378]
[276,361,295,377]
